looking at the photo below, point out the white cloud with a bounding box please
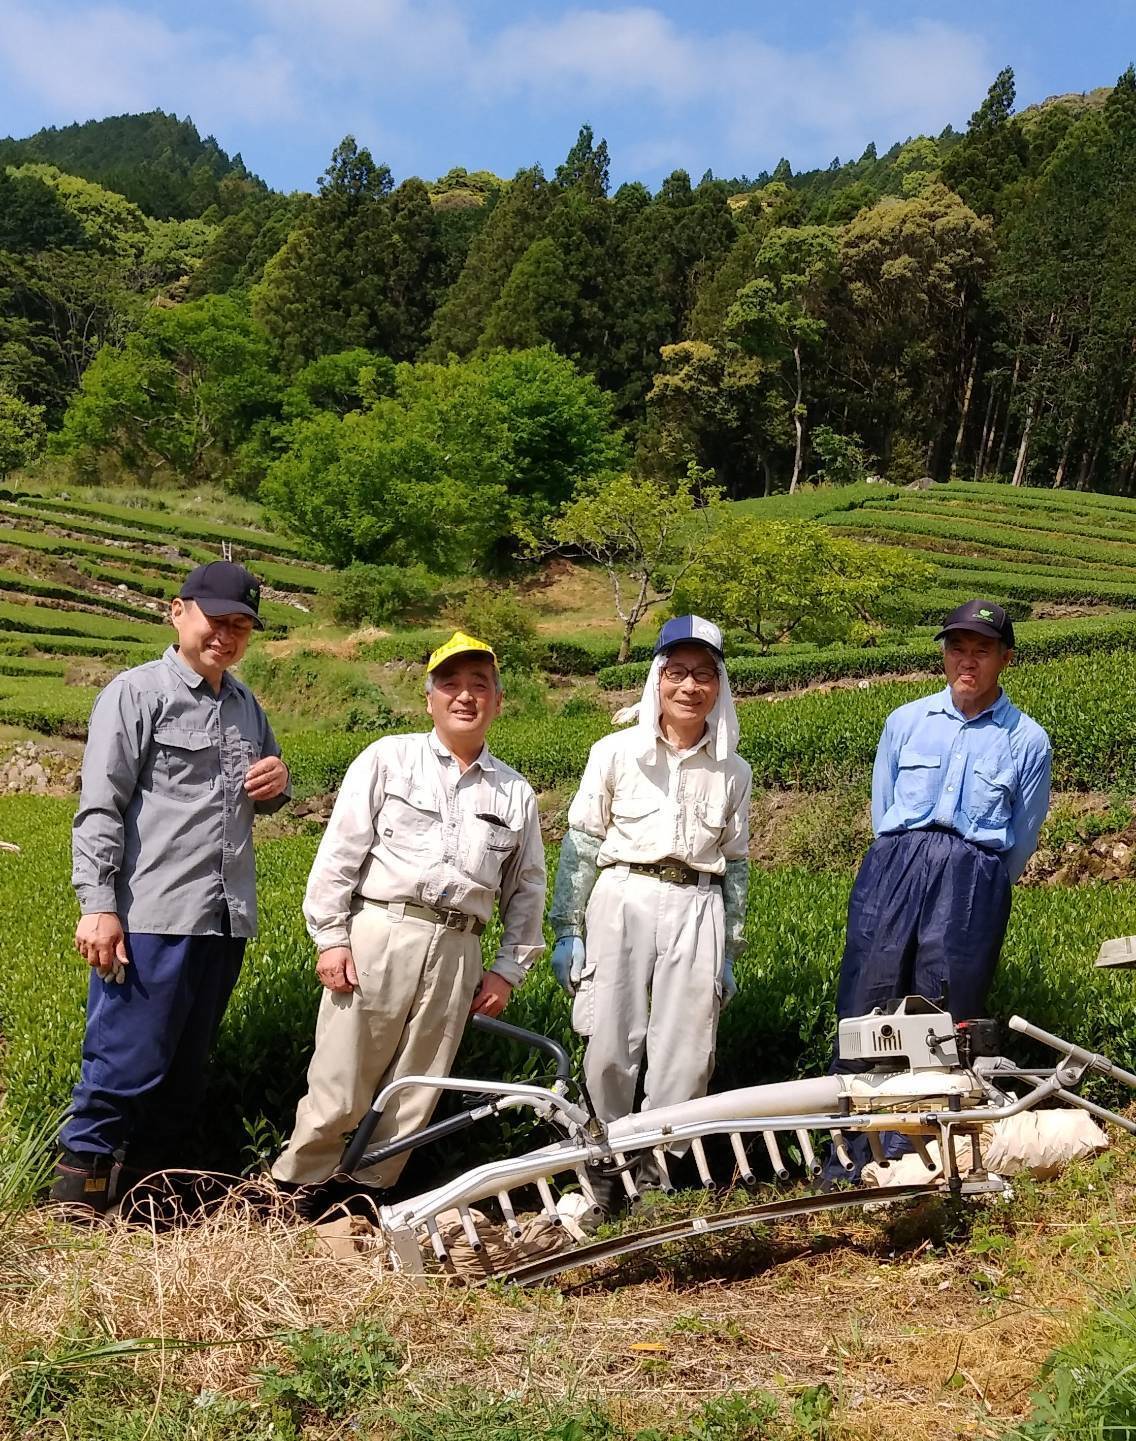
[0,2,299,136]
[0,2,993,181]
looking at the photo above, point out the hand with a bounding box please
[245,755,289,801]
[470,972,512,1018]
[316,946,358,993]
[721,958,738,1007]
[76,912,128,981]
[550,936,586,996]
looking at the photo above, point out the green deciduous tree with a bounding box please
[675,520,932,649]
[726,226,840,491]
[642,340,791,497]
[262,347,621,570]
[55,293,280,482]
[551,466,723,662]
[0,388,47,480]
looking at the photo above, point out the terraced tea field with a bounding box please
[0,489,332,730]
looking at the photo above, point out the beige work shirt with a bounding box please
[302,730,546,985]
[567,725,751,872]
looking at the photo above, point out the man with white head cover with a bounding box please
[549,616,751,1209]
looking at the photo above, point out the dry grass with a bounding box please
[2,1148,1135,1438]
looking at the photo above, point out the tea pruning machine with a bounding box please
[339,995,1136,1285]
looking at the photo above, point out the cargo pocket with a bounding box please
[571,960,599,1037]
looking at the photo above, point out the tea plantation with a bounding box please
[3,795,1135,1174]
[3,477,1136,1162]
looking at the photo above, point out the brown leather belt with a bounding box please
[625,861,724,888]
[362,897,486,935]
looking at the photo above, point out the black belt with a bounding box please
[625,860,724,888]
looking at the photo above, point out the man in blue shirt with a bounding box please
[835,598,1051,1049]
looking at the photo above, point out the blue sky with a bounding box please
[1,1,1133,192]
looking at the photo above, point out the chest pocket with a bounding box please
[153,725,215,797]
[893,748,941,816]
[611,791,662,824]
[964,759,1016,830]
[380,781,440,841]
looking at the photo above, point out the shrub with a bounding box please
[456,586,546,673]
[328,562,442,627]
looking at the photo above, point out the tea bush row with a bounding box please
[0,656,68,678]
[0,598,164,642]
[0,678,97,734]
[734,651,1136,791]
[889,492,1136,548]
[0,524,187,576]
[0,567,163,621]
[830,508,1136,575]
[14,494,309,559]
[0,632,161,661]
[2,797,1134,1171]
[920,480,1136,526]
[597,614,1136,694]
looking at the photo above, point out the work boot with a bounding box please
[47,1149,113,1218]
[633,1151,673,1199]
[584,1164,623,1219]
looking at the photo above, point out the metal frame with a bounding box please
[333,1010,1136,1282]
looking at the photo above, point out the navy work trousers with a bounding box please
[835,826,1011,1041]
[60,928,245,1164]
[826,827,1011,1179]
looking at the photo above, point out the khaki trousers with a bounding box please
[272,901,483,1188]
[572,866,725,1127]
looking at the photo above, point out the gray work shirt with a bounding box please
[72,645,290,938]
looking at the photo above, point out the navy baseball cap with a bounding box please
[178,561,264,629]
[655,614,725,659]
[934,599,1014,649]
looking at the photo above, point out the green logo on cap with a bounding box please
[246,586,259,605]
[977,607,995,620]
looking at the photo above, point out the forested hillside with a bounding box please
[3,66,1136,561]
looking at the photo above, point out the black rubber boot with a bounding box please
[47,1150,113,1218]
[633,1151,673,1198]
[584,1164,623,1219]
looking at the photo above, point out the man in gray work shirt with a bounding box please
[52,561,290,1216]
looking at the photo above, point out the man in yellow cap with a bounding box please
[271,632,546,1214]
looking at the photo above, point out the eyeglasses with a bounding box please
[661,662,719,685]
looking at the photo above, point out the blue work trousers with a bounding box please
[827,827,1011,1178]
[60,927,245,1164]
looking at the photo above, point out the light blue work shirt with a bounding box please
[871,686,1051,884]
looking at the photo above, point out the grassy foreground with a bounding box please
[3,1141,1136,1438]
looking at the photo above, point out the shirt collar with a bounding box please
[164,644,237,697]
[659,724,712,759]
[927,683,1010,724]
[428,727,495,772]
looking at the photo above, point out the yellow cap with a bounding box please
[426,630,497,674]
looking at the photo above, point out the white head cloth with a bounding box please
[611,652,740,760]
